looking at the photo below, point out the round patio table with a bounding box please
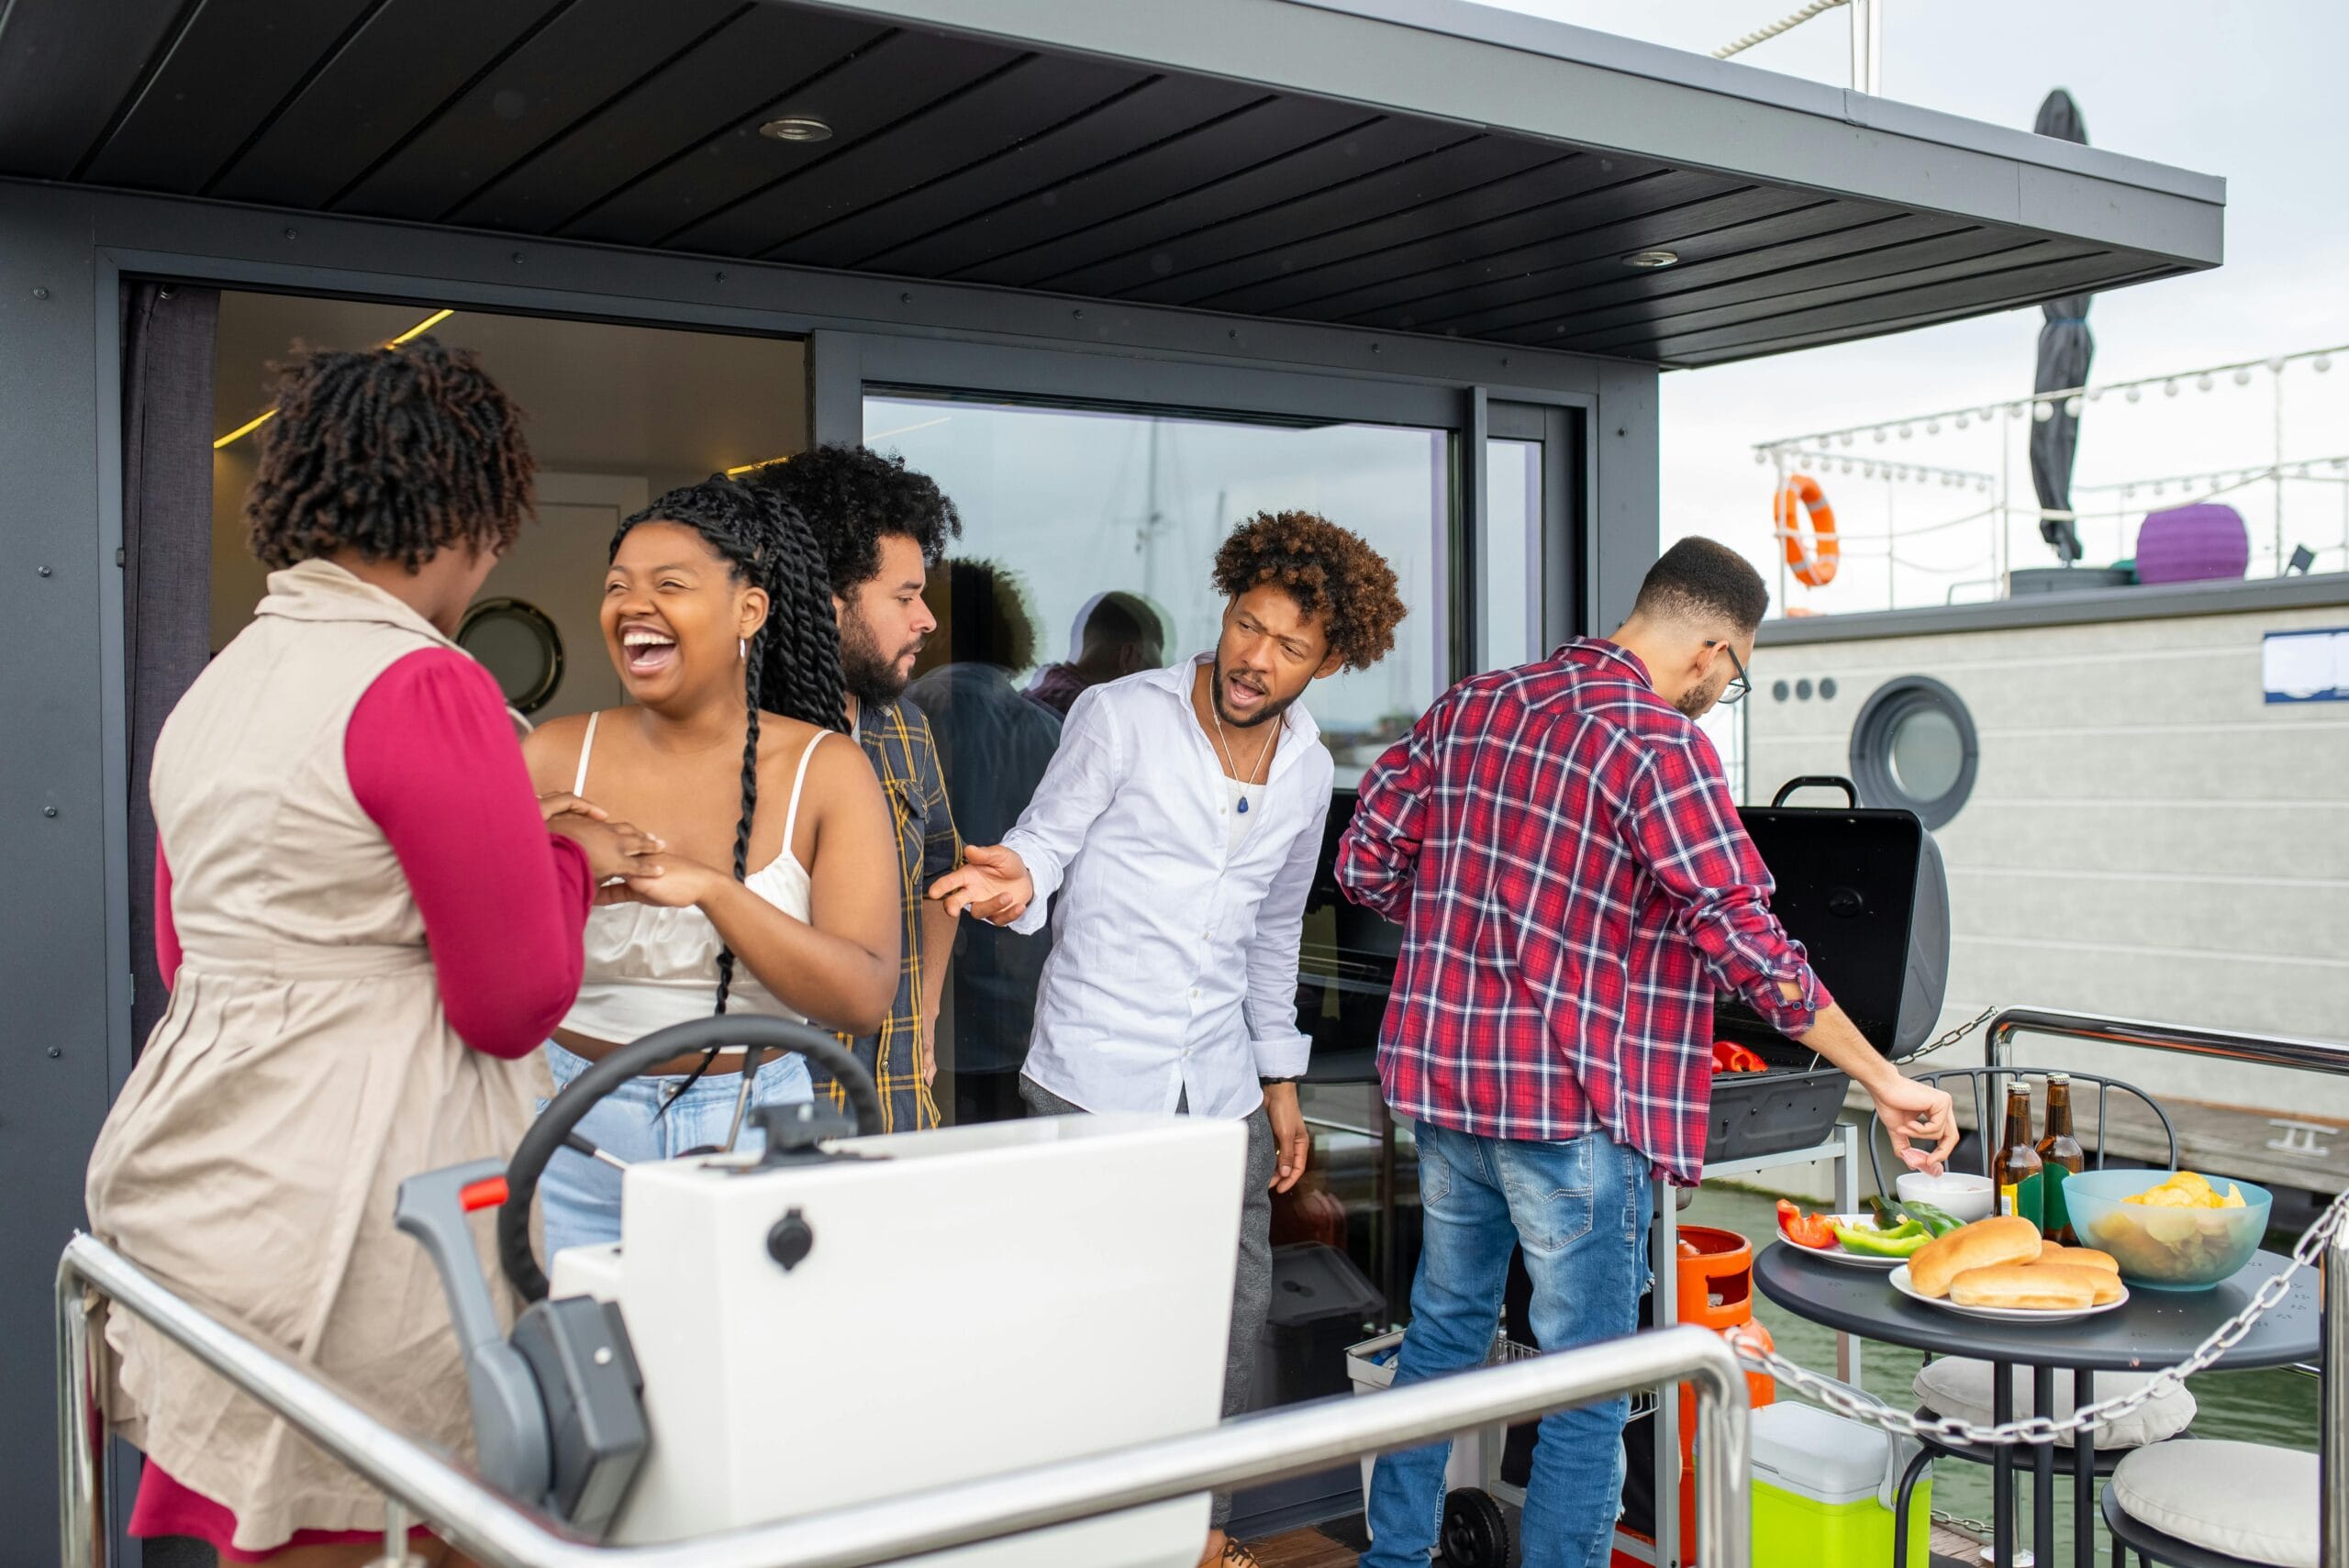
[1753,1242,2319,1568]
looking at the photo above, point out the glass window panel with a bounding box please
[1890,706,1965,800]
[1483,438,1541,671]
[869,394,1445,785]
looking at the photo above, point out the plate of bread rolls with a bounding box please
[1887,1216,2132,1321]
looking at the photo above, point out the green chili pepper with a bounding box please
[1900,1201,1964,1239]
[1830,1218,1931,1258]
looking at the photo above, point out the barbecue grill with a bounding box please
[1298,774,1951,1165]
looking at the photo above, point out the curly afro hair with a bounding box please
[245,337,533,571]
[1211,510,1406,673]
[743,443,961,599]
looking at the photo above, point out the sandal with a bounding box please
[1219,1541,1266,1568]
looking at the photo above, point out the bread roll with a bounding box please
[1911,1216,2043,1297]
[2034,1244,2120,1276]
[1949,1263,2094,1310]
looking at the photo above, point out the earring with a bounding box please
[739,637,748,662]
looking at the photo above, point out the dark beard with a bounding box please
[1212,656,1297,730]
[840,611,914,707]
[1673,677,1720,720]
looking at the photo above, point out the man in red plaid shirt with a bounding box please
[1339,538,1954,1568]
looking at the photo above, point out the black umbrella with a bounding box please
[2030,89,2093,563]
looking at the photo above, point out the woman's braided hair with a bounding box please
[610,476,847,1101]
[245,337,533,570]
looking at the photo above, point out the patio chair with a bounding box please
[2099,1441,2322,1567]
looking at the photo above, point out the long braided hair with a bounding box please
[610,475,847,1100]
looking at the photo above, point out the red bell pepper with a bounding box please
[1775,1198,1837,1250]
[1710,1040,1767,1073]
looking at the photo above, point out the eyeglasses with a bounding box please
[1704,640,1752,706]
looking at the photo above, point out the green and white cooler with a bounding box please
[1748,1401,1931,1568]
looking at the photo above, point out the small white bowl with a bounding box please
[1897,1171,1996,1224]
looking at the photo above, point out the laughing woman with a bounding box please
[86,339,657,1564]
[524,475,899,1255]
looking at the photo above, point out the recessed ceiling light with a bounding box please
[759,116,833,143]
[1623,250,1680,269]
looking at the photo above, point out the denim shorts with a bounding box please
[537,1040,813,1260]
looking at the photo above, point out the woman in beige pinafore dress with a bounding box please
[85,339,655,1564]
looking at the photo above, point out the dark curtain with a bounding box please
[121,281,219,1053]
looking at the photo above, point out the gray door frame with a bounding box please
[0,174,1653,1550]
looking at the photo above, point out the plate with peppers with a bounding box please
[1776,1196,1965,1269]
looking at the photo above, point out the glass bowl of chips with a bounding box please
[2064,1169,2271,1291]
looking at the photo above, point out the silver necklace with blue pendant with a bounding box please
[1210,698,1275,812]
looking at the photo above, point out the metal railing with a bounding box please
[59,1233,1752,1568]
[1986,1005,2349,1079]
[1984,1005,2347,1566]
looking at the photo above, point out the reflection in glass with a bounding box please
[903,559,1062,1125]
[867,394,1444,785]
[1889,706,1965,800]
[1484,439,1541,671]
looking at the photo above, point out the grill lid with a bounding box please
[1720,775,1952,1059]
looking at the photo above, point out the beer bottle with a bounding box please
[1993,1080,2044,1230]
[2035,1073,2087,1245]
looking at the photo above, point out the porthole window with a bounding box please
[459,597,565,716]
[1849,675,1977,828]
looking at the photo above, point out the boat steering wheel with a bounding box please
[498,1015,883,1302]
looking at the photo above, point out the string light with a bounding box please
[2125,386,2143,404]
[2064,396,2084,417]
[2163,380,2179,397]
[1874,428,1888,444]
[2317,355,2333,373]
[2233,367,2253,387]
[2196,373,2214,392]
[1898,424,1913,439]
[2032,402,2054,422]
[1954,414,1971,430]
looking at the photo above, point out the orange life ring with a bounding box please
[1776,473,1839,587]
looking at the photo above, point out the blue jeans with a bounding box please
[538,1041,814,1260]
[1364,1122,1653,1568]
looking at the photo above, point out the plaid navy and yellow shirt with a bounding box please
[819,695,959,1132]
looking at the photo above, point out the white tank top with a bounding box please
[559,710,825,1043]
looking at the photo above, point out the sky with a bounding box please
[1479,0,2349,612]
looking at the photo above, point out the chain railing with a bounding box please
[1899,1004,1998,1067]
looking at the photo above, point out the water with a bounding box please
[1687,1184,2318,1562]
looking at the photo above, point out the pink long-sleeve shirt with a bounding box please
[135,646,593,1559]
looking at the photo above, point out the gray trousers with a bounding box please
[1019,1075,1275,1529]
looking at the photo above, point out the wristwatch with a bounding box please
[1258,1074,1305,1086]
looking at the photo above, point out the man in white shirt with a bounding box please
[930,511,1407,1568]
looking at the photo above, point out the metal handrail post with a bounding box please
[1986,1006,2349,1078]
[57,1258,105,1568]
[2325,1221,2346,1568]
[60,1233,1751,1568]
